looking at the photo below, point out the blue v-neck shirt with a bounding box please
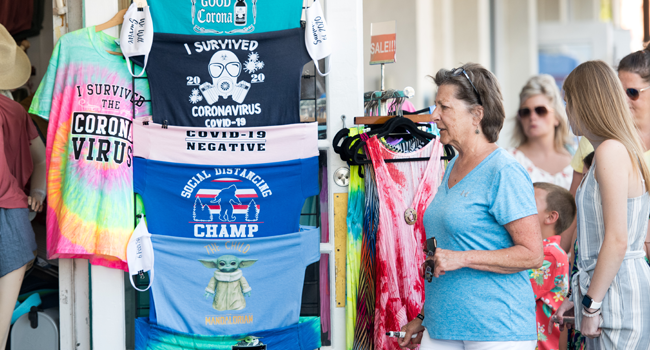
[422,148,538,341]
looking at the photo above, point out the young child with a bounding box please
[529,182,575,350]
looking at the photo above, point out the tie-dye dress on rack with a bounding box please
[29,27,151,270]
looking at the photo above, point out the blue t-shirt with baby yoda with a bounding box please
[149,227,320,335]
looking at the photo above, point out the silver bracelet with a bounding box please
[581,308,601,318]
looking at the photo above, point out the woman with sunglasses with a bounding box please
[397,63,543,350]
[553,60,650,350]
[509,75,573,191]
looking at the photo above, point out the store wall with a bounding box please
[362,0,632,147]
[363,0,492,114]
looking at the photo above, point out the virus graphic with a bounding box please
[189,89,203,104]
[243,52,264,74]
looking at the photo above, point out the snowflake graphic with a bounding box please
[243,52,264,74]
[189,89,203,104]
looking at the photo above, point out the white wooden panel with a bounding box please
[91,265,125,350]
[84,0,120,37]
[58,259,74,350]
[59,259,90,350]
[324,0,364,348]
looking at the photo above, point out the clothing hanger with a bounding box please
[95,9,127,56]
[350,117,448,165]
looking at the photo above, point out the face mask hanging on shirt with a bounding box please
[120,3,154,77]
[304,0,331,76]
[127,218,155,291]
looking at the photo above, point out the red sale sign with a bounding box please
[370,34,396,65]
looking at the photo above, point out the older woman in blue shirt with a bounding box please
[399,63,544,350]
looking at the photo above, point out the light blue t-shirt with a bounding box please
[422,148,537,341]
[149,227,320,336]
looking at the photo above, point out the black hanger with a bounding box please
[347,117,455,165]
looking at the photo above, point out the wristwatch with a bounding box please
[581,294,602,310]
[416,313,425,321]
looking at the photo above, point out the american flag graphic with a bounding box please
[195,179,260,215]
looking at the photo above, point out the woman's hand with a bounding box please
[580,311,602,338]
[432,248,466,277]
[398,318,425,349]
[550,299,574,333]
[28,191,45,213]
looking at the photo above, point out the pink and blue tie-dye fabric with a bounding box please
[29,27,151,270]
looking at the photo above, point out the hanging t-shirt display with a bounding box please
[134,117,318,165]
[148,0,303,36]
[134,28,310,127]
[135,316,321,350]
[133,156,318,239]
[148,228,320,335]
[28,27,151,270]
[366,136,444,350]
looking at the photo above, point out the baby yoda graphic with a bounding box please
[200,255,257,311]
[235,335,263,347]
[210,185,242,222]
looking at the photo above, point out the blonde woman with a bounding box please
[509,75,573,190]
[554,60,650,349]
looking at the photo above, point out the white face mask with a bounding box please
[126,219,154,291]
[304,0,331,76]
[120,3,154,77]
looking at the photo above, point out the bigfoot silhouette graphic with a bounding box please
[210,185,242,222]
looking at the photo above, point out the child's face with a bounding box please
[534,188,549,229]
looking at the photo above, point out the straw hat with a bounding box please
[0,24,31,90]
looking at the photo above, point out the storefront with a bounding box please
[2,1,641,349]
[3,0,360,349]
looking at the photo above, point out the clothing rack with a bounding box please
[355,88,434,125]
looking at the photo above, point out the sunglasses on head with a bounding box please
[625,86,650,101]
[518,106,548,118]
[450,67,483,105]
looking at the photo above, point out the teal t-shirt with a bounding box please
[149,0,303,35]
[422,148,537,341]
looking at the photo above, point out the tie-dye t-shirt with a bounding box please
[29,27,151,270]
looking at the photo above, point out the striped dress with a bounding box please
[574,159,650,349]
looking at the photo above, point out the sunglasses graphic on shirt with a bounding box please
[209,62,242,78]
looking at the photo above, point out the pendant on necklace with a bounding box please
[404,208,417,225]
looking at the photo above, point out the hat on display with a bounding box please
[0,24,31,90]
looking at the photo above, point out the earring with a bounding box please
[475,127,480,134]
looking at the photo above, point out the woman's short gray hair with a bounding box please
[513,74,571,151]
[432,63,506,143]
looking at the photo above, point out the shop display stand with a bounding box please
[132,74,151,283]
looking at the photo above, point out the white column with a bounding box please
[59,259,91,350]
[451,0,491,68]
[324,0,364,349]
[415,0,436,107]
[90,265,126,350]
[433,0,454,71]
[493,0,538,147]
[82,2,127,349]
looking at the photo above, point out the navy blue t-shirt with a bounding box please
[135,28,310,127]
[133,156,319,238]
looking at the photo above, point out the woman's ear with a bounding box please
[471,105,484,128]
